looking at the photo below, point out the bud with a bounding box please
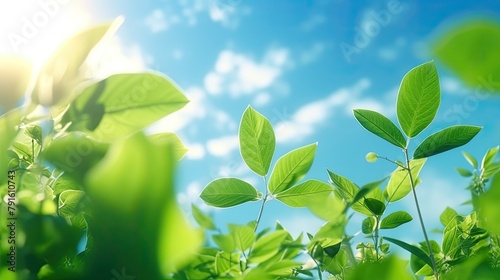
[365,152,378,162]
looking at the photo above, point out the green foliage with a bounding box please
[396,61,440,138]
[1,18,499,280]
[432,19,500,93]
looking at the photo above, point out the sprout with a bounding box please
[365,152,378,163]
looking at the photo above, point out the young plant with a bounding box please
[197,106,336,278]
[353,61,482,279]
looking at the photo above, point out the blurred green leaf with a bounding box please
[229,224,255,252]
[432,20,500,93]
[462,151,478,168]
[311,216,347,248]
[0,56,32,112]
[481,145,499,169]
[456,167,473,177]
[364,198,386,216]
[58,190,89,229]
[362,216,376,234]
[63,73,188,141]
[347,256,413,280]
[397,61,440,138]
[440,207,458,227]
[249,230,288,264]
[25,125,43,145]
[239,105,275,176]
[479,173,500,234]
[32,18,121,106]
[191,204,216,230]
[148,132,188,160]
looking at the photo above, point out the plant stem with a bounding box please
[404,149,439,279]
[374,217,380,261]
[254,176,269,232]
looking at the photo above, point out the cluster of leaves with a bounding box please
[1,18,201,280]
[1,16,500,280]
[192,60,500,280]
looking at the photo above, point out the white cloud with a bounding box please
[206,135,239,157]
[86,36,151,79]
[204,48,291,98]
[214,110,237,131]
[144,9,176,33]
[299,14,327,31]
[441,76,469,95]
[208,0,250,29]
[253,92,271,106]
[275,78,396,143]
[185,142,205,160]
[378,37,406,61]
[177,181,210,211]
[300,42,325,64]
[172,49,184,60]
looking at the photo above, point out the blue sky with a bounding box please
[1,0,500,255]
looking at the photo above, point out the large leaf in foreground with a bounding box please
[353,109,406,148]
[63,73,188,141]
[268,143,317,194]
[397,61,440,138]
[239,105,275,176]
[32,18,121,106]
[200,178,261,208]
[413,126,481,159]
[432,20,500,92]
[275,180,333,207]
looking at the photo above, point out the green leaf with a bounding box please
[383,237,433,268]
[148,133,188,160]
[456,167,473,177]
[58,190,89,229]
[353,178,387,204]
[213,234,236,253]
[413,126,482,159]
[348,256,414,280]
[84,133,202,275]
[462,151,478,169]
[481,145,499,170]
[43,132,109,180]
[327,169,376,216]
[0,57,32,112]
[191,204,216,230]
[25,125,43,145]
[483,162,500,179]
[239,105,275,176]
[32,18,122,106]
[479,174,500,235]
[200,178,261,208]
[380,211,413,229]
[362,216,377,234]
[228,224,255,252]
[249,230,288,264]
[275,179,332,207]
[442,224,461,258]
[312,216,347,248]
[432,20,500,93]
[353,109,406,148]
[397,61,440,138]
[62,73,188,141]
[384,158,426,202]
[268,143,317,194]
[364,198,386,216]
[440,207,458,227]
